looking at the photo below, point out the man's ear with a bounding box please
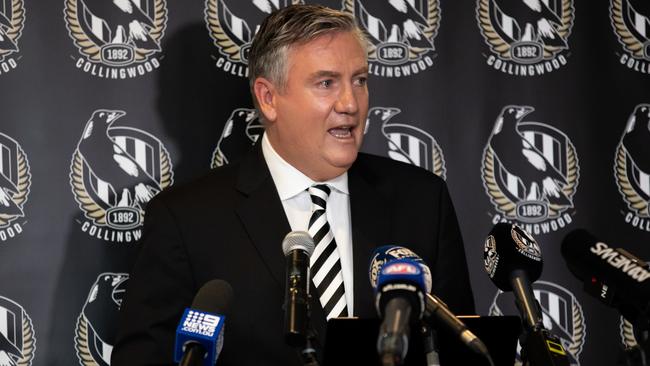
[253,77,278,123]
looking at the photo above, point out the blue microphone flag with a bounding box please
[174,308,225,365]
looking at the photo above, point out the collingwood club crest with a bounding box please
[211,108,263,168]
[477,0,574,76]
[366,106,446,178]
[0,132,30,242]
[64,0,167,79]
[489,281,585,365]
[70,109,173,243]
[611,0,650,74]
[614,104,650,232]
[481,105,579,235]
[343,0,439,78]
[0,0,25,76]
[0,296,35,366]
[75,273,128,366]
[205,0,302,77]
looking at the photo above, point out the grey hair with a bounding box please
[247,4,368,115]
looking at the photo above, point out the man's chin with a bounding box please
[327,151,359,171]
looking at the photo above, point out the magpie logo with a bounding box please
[615,104,650,232]
[75,273,128,366]
[0,296,35,366]
[481,105,579,235]
[489,281,585,365]
[342,0,439,78]
[511,224,542,261]
[211,108,263,168]
[483,235,499,278]
[0,132,30,242]
[64,0,167,79]
[70,109,173,243]
[205,0,302,77]
[0,0,25,76]
[477,0,574,76]
[366,107,446,178]
[611,0,650,74]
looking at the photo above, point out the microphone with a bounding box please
[374,258,426,366]
[484,223,569,366]
[561,229,650,323]
[281,231,315,348]
[423,293,489,358]
[483,223,543,330]
[174,279,233,366]
[369,246,490,362]
[369,245,432,293]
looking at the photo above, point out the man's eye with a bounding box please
[355,77,367,86]
[319,80,332,88]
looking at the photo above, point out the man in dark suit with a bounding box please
[112,5,474,365]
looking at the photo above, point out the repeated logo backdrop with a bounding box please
[0,1,648,365]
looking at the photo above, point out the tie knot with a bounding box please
[308,184,331,210]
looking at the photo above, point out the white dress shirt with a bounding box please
[261,133,354,316]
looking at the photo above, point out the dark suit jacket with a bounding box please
[112,146,475,366]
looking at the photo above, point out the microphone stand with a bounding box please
[300,327,320,366]
[421,323,441,366]
[512,272,569,366]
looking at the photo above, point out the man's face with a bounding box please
[265,31,369,181]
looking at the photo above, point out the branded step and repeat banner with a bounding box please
[0,0,648,365]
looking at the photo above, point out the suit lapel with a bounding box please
[349,158,391,318]
[234,148,390,319]
[235,145,291,288]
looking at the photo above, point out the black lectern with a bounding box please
[322,316,520,366]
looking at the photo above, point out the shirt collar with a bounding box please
[261,133,349,200]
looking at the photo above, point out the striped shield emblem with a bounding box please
[622,0,650,43]
[0,133,19,188]
[534,281,583,364]
[218,0,254,43]
[489,281,585,365]
[0,0,12,25]
[488,0,563,42]
[217,0,287,45]
[626,154,650,199]
[493,122,569,201]
[383,122,436,172]
[518,122,569,177]
[0,297,24,354]
[355,0,388,43]
[78,0,155,45]
[82,127,162,209]
[356,0,429,44]
[489,0,520,42]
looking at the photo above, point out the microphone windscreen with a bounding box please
[375,258,426,320]
[192,279,234,316]
[484,223,543,291]
[369,245,432,293]
[560,229,594,264]
[561,228,650,302]
[282,231,315,257]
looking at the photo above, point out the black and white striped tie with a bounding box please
[308,184,348,319]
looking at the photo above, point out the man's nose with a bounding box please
[335,82,359,114]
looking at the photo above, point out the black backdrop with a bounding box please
[0,0,649,365]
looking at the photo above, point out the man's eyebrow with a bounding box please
[309,70,341,80]
[308,67,369,80]
[353,66,369,75]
